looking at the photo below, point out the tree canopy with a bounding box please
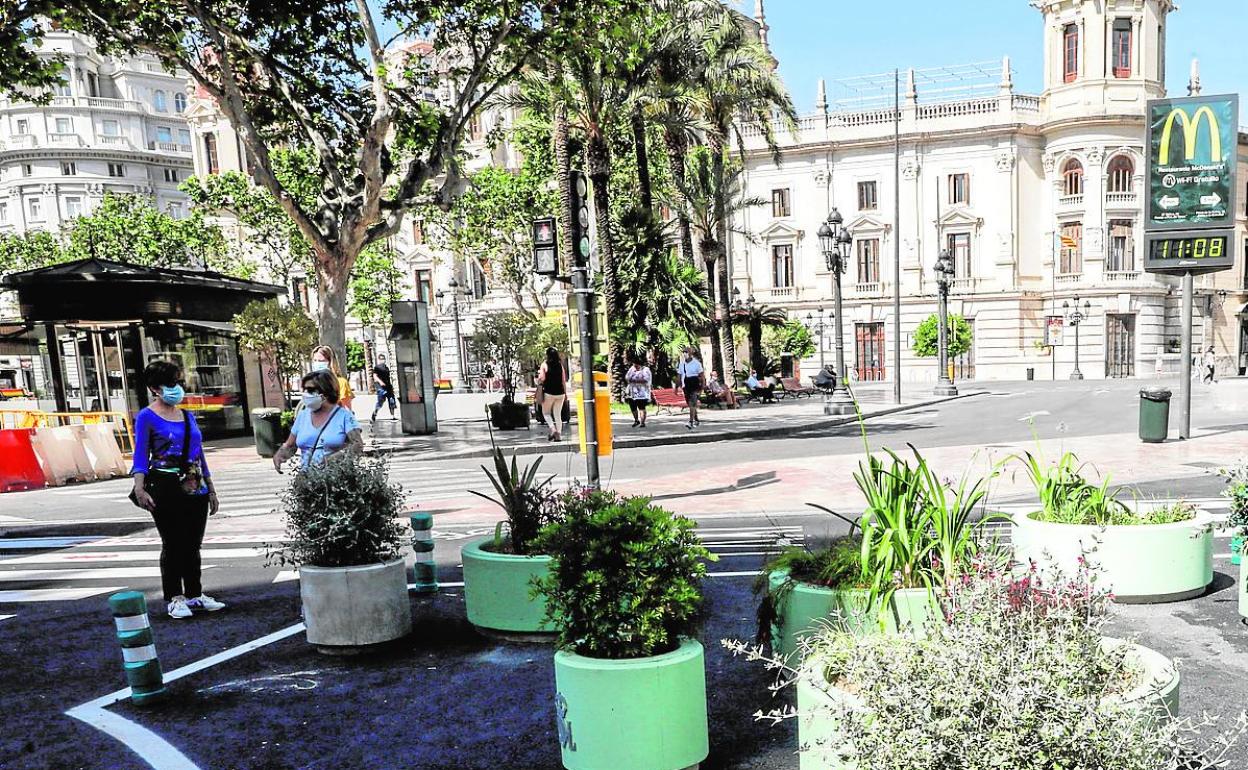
[912,313,974,358]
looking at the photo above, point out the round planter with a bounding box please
[1012,508,1214,603]
[1231,535,1244,566]
[1240,555,1248,620]
[795,638,1179,770]
[553,638,708,770]
[769,572,934,661]
[461,538,554,635]
[299,557,412,652]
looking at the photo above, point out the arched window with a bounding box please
[154,89,167,112]
[1062,159,1084,196]
[174,92,186,113]
[1107,155,1134,193]
[1063,24,1079,83]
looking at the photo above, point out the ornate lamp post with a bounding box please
[817,208,855,415]
[435,277,467,391]
[804,308,831,371]
[933,248,958,396]
[1063,295,1091,381]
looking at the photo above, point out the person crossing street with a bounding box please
[371,353,397,421]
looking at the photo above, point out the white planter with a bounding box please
[1012,506,1213,603]
[299,557,412,651]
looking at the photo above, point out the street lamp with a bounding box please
[932,248,958,396]
[818,208,855,415]
[1062,295,1092,381]
[435,277,468,391]
[733,288,765,378]
[805,308,831,371]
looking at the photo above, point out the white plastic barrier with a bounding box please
[75,423,128,479]
[29,425,96,485]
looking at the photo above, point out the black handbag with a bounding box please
[128,411,194,508]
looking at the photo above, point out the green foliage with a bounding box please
[267,454,407,569]
[0,230,62,276]
[753,538,865,645]
[344,340,366,373]
[469,449,557,556]
[529,318,570,374]
[1013,450,1133,525]
[1216,461,1248,537]
[233,299,318,410]
[763,319,815,362]
[469,311,541,403]
[347,245,404,327]
[534,494,714,659]
[912,313,973,358]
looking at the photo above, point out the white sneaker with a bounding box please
[168,596,192,619]
[187,594,226,612]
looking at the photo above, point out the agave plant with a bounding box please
[470,449,557,555]
[1012,449,1128,525]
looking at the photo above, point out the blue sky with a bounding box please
[734,0,1248,113]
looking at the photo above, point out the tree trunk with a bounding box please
[703,251,724,382]
[585,133,624,399]
[549,60,575,278]
[315,251,350,361]
[663,128,696,267]
[708,139,737,381]
[631,109,652,211]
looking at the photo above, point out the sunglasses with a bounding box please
[303,387,322,396]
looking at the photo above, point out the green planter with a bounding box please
[1240,556,1248,620]
[769,572,935,661]
[553,638,708,770]
[795,638,1179,770]
[1232,535,1244,566]
[461,538,554,634]
[1012,508,1214,603]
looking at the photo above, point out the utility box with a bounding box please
[389,301,437,435]
[573,371,612,457]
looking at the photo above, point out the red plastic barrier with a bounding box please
[0,428,47,493]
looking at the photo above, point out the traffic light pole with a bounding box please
[1179,271,1193,440]
[571,264,601,488]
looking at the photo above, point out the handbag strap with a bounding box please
[310,405,341,456]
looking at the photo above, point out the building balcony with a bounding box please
[849,281,889,298]
[97,135,131,148]
[47,132,83,147]
[757,286,797,302]
[1,135,37,150]
[1055,272,1082,286]
[148,141,192,154]
[1057,194,1084,209]
[1105,191,1138,208]
[1,95,145,114]
[1104,269,1144,284]
[948,277,981,294]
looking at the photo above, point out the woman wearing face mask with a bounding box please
[310,345,353,409]
[273,369,363,470]
[130,360,225,620]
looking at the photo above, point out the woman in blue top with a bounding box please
[130,359,226,620]
[272,369,363,470]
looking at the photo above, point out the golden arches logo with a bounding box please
[1158,106,1221,164]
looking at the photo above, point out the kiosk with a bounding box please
[388,301,437,435]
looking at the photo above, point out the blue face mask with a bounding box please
[159,385,185,406]
[311,360,330,372]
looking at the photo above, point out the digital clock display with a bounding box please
[1148,235,1228,261]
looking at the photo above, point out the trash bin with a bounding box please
[1025,367,1035,381]
[252,408,283,457]
[1138,387,1171,443]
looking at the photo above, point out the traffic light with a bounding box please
[532,216,557,277]
[569,169,591,267]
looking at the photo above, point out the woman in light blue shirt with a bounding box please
[273,370,363,470]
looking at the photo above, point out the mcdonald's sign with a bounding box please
[1146,95,1238,232]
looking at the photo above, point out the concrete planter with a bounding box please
[553,638,708,770]
[1240,556,1248,620]
[299,557,412,652]
[795,638,1179,770]
[1012,508,1214,603]
[769,572,934,661]
[461,538,554,634]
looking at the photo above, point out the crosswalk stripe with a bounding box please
[0,587,125,602]
[0,566,216,581]
[0,536,104,550]
[0,614,13,621]
[1,548,263,566]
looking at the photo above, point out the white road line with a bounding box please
[0,515,32,523]
[0,566,215,581]
[1,549,263,566]
[0,536,103,550]
[92,535,285,547]
[0,614,15,621]
[0,586,124,602]
[706,570,760,578]
[272,570,297,584]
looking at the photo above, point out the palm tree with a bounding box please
[731,301,788,378]
[672,145,765,383]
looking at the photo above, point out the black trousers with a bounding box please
[147,473,210,601]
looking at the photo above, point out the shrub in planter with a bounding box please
[730,560,1246,770]
[267,454,411,651]
[533,496,714,770]
[1216,460,1248,617]
[759,445,998,656]
[1012,450,1213,603]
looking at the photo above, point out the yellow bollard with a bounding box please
[574,372,613,457]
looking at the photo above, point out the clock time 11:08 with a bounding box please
[1149,235,1228,261]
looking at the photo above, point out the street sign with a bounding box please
[1145,94,1239,232]
[1144,229,1235,273]
[567,291,608,360]
[1044,316,1064,347]
[532,216,558,277]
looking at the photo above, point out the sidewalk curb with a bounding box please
[365,391,984,462]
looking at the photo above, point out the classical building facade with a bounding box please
[0,28,194,236]
[731,0,1248,382]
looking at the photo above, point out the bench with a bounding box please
[651,387,688,415]
[779,377,816,398]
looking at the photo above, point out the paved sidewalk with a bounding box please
[358,384,981,460]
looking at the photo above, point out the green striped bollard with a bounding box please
[410,512,438,593]
[108,591,166,705]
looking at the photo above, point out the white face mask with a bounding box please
[311,360,330,372]
[301,391,325,411]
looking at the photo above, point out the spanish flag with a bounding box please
[1059,235,1079,249]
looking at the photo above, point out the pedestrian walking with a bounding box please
[274,370,363,469]
[370,353,397,421]
[1203,346,1217,384]
[625,353,653,428]
[311,345,354,409]
[677,347,705,429]
[537,347,568,441]
[129,359,226,620]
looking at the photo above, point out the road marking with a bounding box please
[0,536,104,550]
[272,570,298,584]
[0,614,14,621]
[0,566,215,581]
[1017,410,1050,421]
[1,548,263,566]
[0,586,125,602]
[0,515,32,523]
[706,570,760,578]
